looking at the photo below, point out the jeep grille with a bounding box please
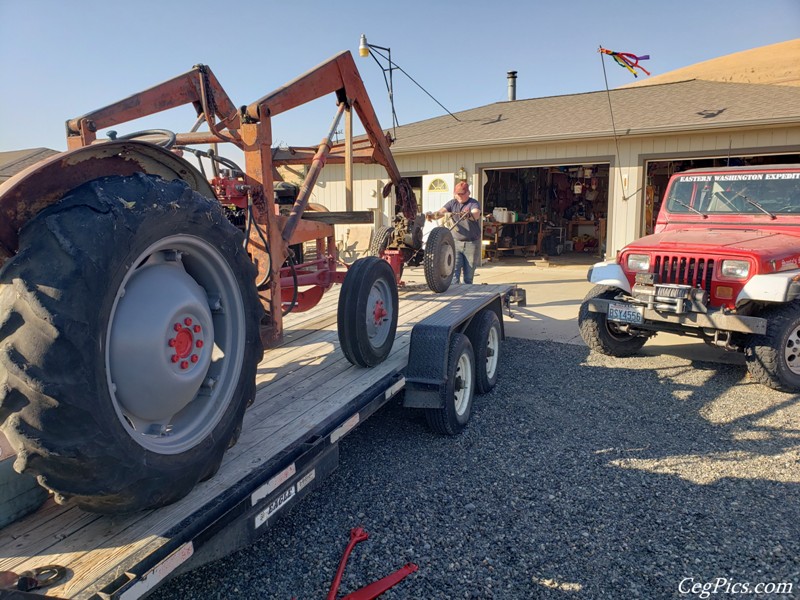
[653,255,714,293]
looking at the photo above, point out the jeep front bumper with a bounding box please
[586,292,767,335]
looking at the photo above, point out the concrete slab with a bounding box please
[401,254,744,366]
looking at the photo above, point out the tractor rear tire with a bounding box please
[0,173,263,513]
[337,256,398,367]
[424,227,455,293]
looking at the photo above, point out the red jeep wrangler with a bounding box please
[579,164,800,391]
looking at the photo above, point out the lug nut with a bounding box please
[168,339,176,347]
[171,355,179,363]
[180,361,189,369]
[184,318,193,326]
[196,340,204,348]
[174,323,182,331]
[193,325,201,333]
[191,355,199,363]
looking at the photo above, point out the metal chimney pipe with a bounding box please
[507,71,517,101]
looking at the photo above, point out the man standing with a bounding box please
[426,181,482,284]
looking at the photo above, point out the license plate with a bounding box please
[607,302,644,325]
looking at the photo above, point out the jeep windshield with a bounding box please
[665,171,800,215]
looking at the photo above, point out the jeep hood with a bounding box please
[626,228,800,256]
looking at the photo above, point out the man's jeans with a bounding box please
[453,240,481,284]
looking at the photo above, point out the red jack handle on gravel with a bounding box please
[327,526,370,600]
[341,563,419,600]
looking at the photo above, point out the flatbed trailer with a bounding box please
[0,283,510,600]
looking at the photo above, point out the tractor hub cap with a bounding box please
[110,258,214,423]
[106,235,246,454]
[366,279,393,347]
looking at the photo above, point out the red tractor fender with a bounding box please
[0,140,214,264]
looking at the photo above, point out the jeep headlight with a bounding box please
[626,253,651,272]
[720,260,750,279]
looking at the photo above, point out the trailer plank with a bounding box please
[0,283,510,599]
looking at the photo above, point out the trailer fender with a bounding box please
[403,292,505,409]
[0,140,214,262]
[587,261,631,294]
[737,270,800,304]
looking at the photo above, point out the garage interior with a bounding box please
[482,163,609,261]
[644,152,800,234]
[481,151,800,262]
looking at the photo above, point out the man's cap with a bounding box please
[455,181,470,194]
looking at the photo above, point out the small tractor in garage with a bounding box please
[0,51,456,515]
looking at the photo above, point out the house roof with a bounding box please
[0,148,59,182]
[388,79,800,153]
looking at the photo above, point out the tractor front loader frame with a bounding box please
[0,51,412,348]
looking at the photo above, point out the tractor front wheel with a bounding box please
[337,256,399,367]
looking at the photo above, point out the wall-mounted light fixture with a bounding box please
[456,167,467,182]
[358,34,461,138]
[358,34,371,58]
[358,34,398,137]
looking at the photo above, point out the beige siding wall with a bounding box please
[309,125,800,258]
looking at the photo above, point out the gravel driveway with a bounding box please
[152,338,799,599]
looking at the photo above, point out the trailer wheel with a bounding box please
[425,333,475,435]
[369,226,394,257]
[424,226,455,293]
[0,174,263,513]
[466,309,501,394]
[337,256,398,367]
[745,302,800,392]
[578,285,648,357]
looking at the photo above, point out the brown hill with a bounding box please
[620,38,800,88]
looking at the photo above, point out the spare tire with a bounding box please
[0,173,263,513]
[369,226,394,257]
[424,226,455,293]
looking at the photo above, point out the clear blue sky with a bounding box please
[1,0,798,156]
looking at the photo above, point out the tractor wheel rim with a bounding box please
[366,277,393,348]
[453,350,473,416]
[106,234,246,454]
[784,323,800,375]
[439,244,454,278]
[485,325,500,379]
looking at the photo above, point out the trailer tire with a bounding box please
[425,333,475,435]
[466,309,501,394]
[0,173,263,513]
[578,285,648,357]
[337,256,398,367]
[424,227,455,293]
[369,226,394,257]
[745,302,800,392]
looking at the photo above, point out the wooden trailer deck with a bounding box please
[0,282,510,599]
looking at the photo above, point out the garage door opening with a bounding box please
[644,152,800,234]
[482,164,609,260]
